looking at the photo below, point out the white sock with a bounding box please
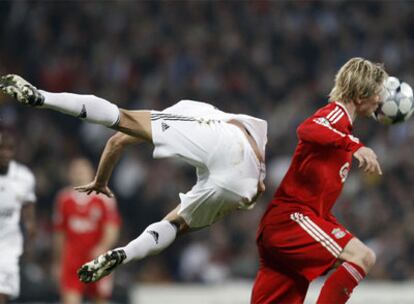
[122,220,177,263]
[39,91,120,127]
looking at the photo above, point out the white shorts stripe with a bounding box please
[298,215,341,256]
[291,214,339,257]
[290,213,342,257]
[302,215,343,253]
[343,262,364,282]
[326,107,340,120]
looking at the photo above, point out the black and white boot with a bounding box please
[77,249,127,283]
[0,74,44,106]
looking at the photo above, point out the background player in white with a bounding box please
[0,74,267,283]
[0,127,36,303]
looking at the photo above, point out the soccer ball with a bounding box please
[373,76,414,125]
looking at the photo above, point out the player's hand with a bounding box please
[353,147,382,175]
[74,180,114,197]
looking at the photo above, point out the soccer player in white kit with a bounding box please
[0,74,267,283]
[0,127,36,303]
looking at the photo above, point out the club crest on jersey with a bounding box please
[339,162,350,183]
[331,228,346,239]
[314,117,330,127]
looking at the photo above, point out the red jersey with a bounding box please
[53,188,121,265]
[271,102,363,218]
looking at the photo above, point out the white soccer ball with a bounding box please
[373,76,414,125]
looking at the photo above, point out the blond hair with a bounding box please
[329,57,387,104]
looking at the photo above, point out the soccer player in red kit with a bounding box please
[251,58,387,304]
[52,158,121,304]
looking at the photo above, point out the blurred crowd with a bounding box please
[1,0,414,301]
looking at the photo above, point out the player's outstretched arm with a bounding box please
[21,202,36,260]
[297,116,363,152]
[75,132,142,197]
[353,146,382,175]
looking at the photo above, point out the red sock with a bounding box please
[317,261,366,304]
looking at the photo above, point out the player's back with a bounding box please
[271,102,360,217]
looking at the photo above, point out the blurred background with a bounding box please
[1,1,414,303]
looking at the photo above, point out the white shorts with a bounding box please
[151,110,262,228]
[0,255,19,298]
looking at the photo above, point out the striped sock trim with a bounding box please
[342,262,364,283]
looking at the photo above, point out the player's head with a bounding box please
[68,157,95,186]
[0,126,16,171]
[329,57,387,116]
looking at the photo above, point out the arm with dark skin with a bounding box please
[21,202,36,260]
[75,132,142,197]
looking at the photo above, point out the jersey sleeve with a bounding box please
[296,109,363,153]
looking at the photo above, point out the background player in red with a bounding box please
[52,157,121,304]
[251,58,386,304]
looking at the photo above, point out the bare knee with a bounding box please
[169,217,191,235]
[163,205,190,235]
[339,238,376,273]
[362,247,377,272]
[115,109,152,141]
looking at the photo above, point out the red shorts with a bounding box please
[251,204,354,304]
[61,260,114,299]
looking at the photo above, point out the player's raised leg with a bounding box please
[78,207,188,283]
[0,74,153,141]
[316,237,375,303]
[0,74,119,126]
[116,110,152,141]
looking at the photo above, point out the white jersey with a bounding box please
[0,160,36,256]
[161,100,267,158]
